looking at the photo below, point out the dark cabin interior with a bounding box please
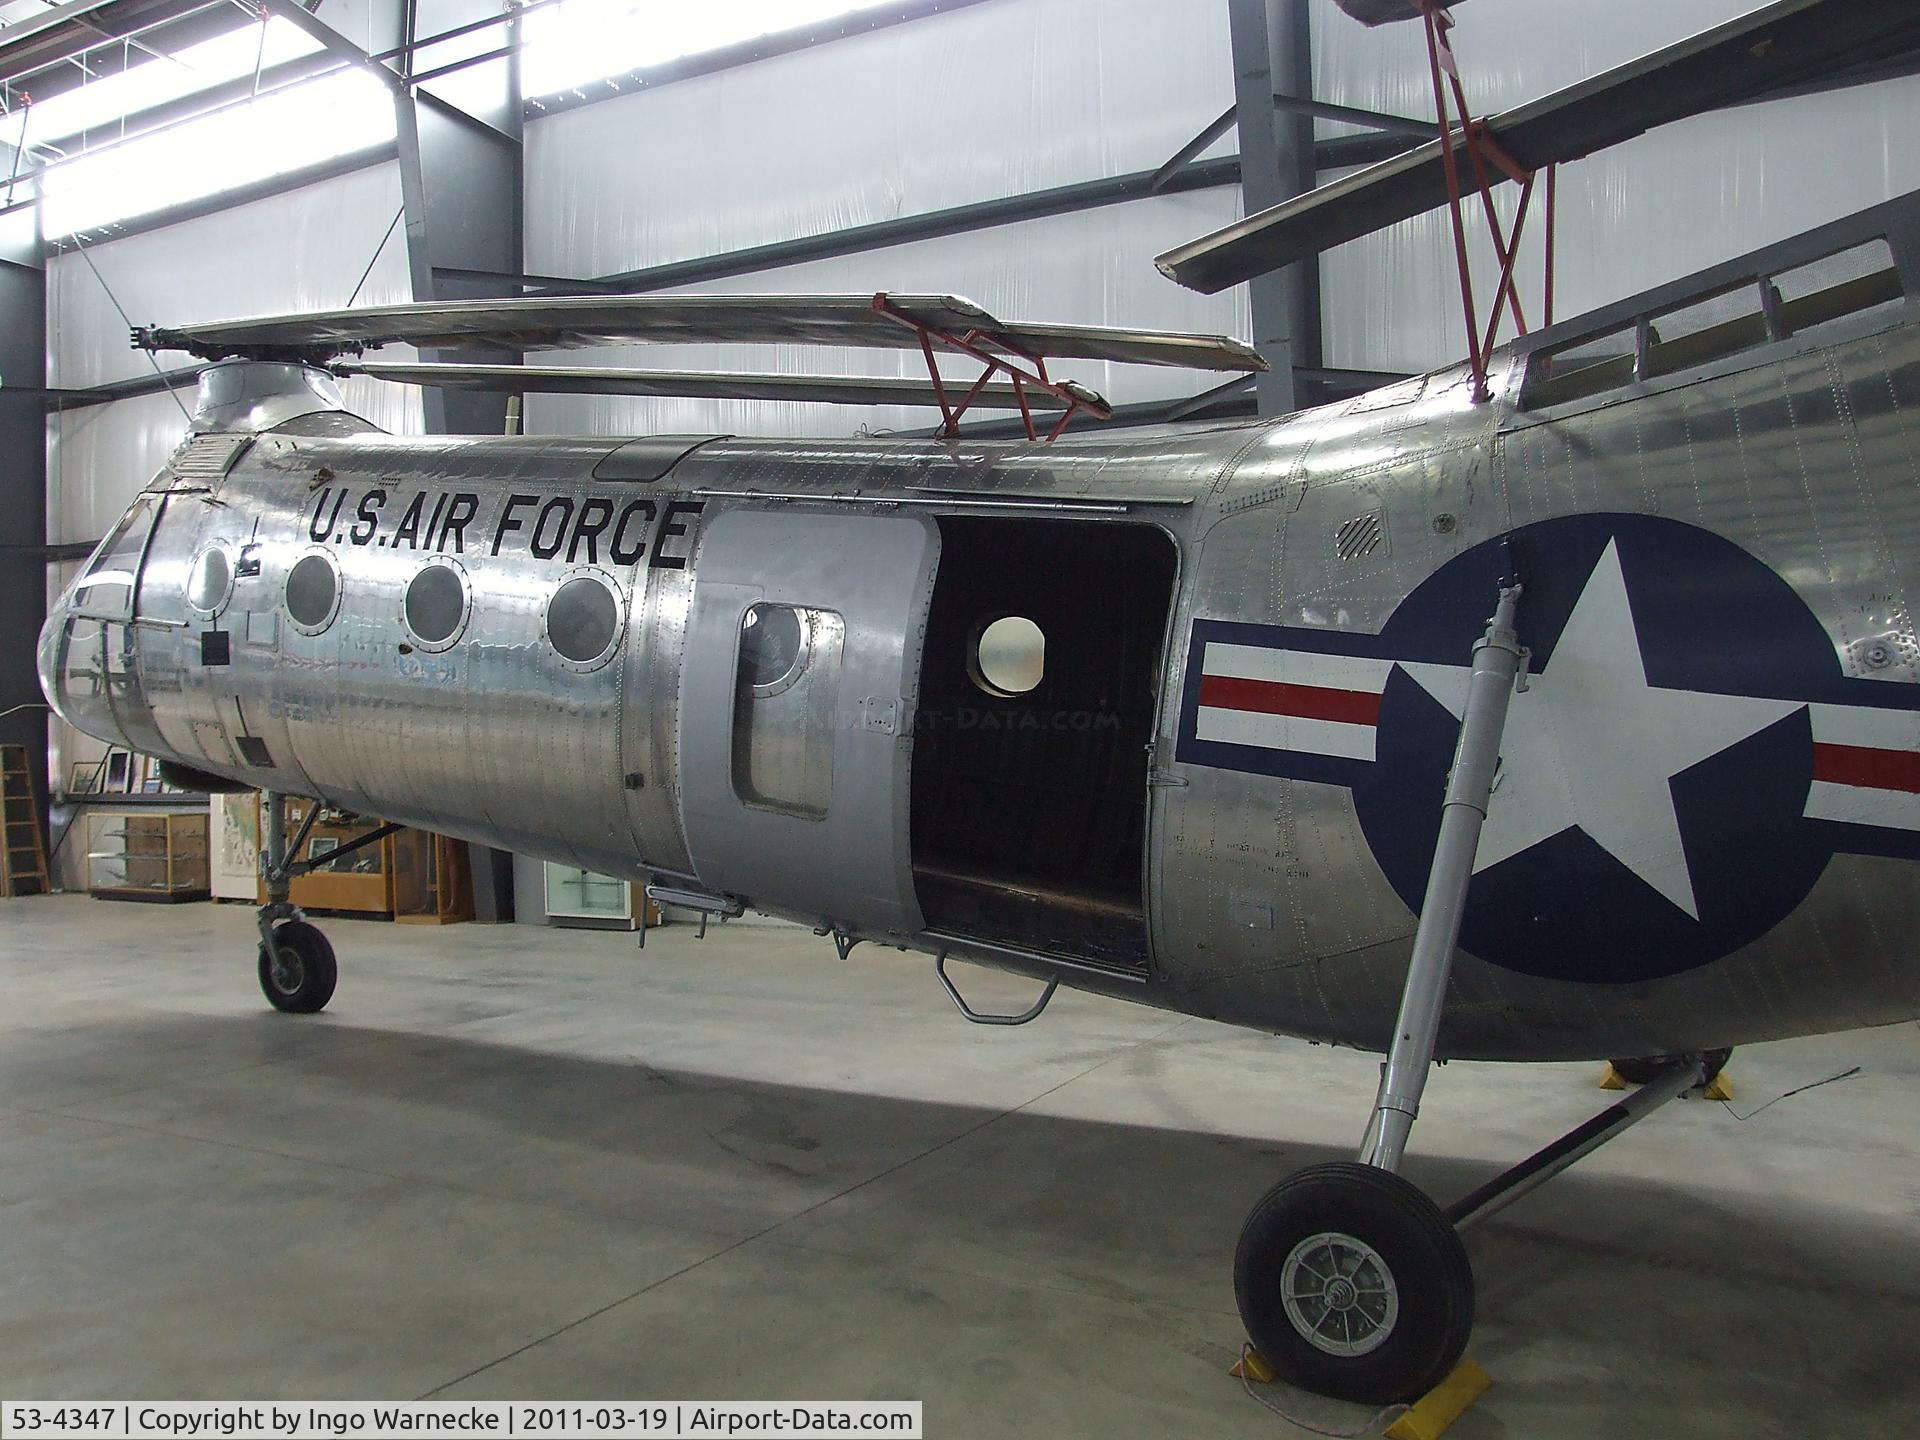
[910,517,1178,972]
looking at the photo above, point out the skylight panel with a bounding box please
[2,17,323,152]
[520,0,899,98]
[38,64,395,235]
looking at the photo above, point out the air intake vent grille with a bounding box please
[170,434,254,480]
[1335,511,1385,562]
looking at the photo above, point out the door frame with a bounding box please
[677,506,941,939]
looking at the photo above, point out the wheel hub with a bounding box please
[1280,1231,1399,1357]
[270,948,303,993]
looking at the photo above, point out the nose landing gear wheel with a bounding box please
[1235,1162,1474,1405]
[258,920,337,1014]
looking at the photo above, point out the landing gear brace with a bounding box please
[1233,583,1717,1404]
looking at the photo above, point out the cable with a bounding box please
[67,231,196,425]
[1237,1346,1412,1437]
[1722,1065,1864,1123]
[348,203,406,308]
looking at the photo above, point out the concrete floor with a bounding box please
[2,895,1916,1437]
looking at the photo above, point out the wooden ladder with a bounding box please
[1,743,51,897]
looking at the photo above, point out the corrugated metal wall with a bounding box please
[46,160,421,546]
[1311,0,1920,373]
[46,2,1920,509]
[519,0,1920,434]
[522,0,1248,437]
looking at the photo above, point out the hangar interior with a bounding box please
[2,0,1918,1433]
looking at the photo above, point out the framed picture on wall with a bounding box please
[139,756,163,794]
[67,760,103,796]
[102,749,131,794]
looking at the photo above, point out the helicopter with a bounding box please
[35,0,1920,1409]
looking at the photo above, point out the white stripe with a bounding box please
[1203,641,1394,694]
[1808,701,1920,750]
[1196,706,1377,761]
[1806,779,1920,831]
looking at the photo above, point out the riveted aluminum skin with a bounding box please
[40,197,1920,1063]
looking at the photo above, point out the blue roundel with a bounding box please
[1349,513,1849,984]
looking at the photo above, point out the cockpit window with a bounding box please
[71,498,157,618]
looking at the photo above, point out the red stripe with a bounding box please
[1199,673,1381,727]
[1813,742,1920,794]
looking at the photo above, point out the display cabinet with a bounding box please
[282,799,396,915]
[207,793,470,922]
[394,828,474,925]
[87,810,210,902]
[271,801,468,924]
[543,863,658,930]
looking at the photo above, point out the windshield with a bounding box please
[69,497,158,619]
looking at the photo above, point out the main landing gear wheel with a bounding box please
[258,920,337,1014]
[1610,1047,1731,1087]
[1235,1162,1474,1405]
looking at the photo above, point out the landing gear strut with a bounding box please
[256,791,336,1013]
[1233,585,1718,1405]
[253,793,400,1015]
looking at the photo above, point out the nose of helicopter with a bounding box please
[38,594,83,734]
[35,603,63,721]
[37,591,134,752]
[40,490,163,751]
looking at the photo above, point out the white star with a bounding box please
[1399,539,1800,919]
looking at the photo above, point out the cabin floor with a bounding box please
[3,893,1916,1436]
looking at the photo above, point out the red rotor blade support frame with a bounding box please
[871,293,1113,441]
[1417,1,1558,403]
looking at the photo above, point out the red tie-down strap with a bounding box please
[869,293,1113,442]
[1411,1,1559,403]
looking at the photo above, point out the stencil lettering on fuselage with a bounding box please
[1175,513,1920,983]
[305,485,703,567]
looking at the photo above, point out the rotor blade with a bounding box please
[340,361,1107,411]
[1157,0,1920,293]
[135,292,1266,372]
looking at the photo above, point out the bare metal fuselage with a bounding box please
[42,236,1920,1062]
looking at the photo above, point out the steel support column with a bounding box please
[392,0,524,438]
[269,0,524,434]
[1,250,50,838]
[1229,0,1321,416]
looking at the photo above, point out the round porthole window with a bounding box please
[971,615,1045,697]
[546,571,623,669]
[285,550,342,634]
[403,560,469,651]
[739,604,808,695]
[187,544,233,614]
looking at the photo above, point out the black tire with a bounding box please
[1235,1162,1474,1405]
[1609,1047,1731,1087]
[257,921,337,1014]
